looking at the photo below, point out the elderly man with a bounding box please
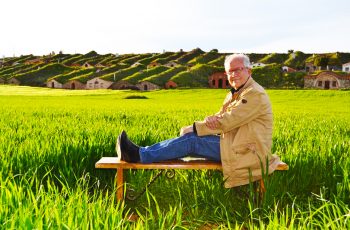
[117,53,281,188]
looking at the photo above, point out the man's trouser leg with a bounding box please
[139,132,220,163]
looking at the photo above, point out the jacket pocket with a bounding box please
[233,143,256,155]
[233,143,260,170]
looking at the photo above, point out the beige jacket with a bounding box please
[195,77,281,188]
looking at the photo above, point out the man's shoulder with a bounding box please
[242,81,266,96]
[251,79,266,93]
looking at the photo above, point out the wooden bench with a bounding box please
[95,157,289,201]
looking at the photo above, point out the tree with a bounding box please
[314,57,328,68]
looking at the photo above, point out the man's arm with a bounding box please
[194,90,264,136]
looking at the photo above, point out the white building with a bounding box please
[164,61,178,67]
[47,79,63,88]
[251,62,266,68]
[342,62,350,72]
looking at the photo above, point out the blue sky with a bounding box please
[0,0,349,57]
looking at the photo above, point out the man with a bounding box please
[117,53,281,188]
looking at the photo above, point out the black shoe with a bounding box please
[116,130,140,163]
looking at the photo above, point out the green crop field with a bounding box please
[0,85,349,229]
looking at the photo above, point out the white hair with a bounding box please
[224,53,251,71]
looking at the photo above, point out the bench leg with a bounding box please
[259,179,266,199]
[116,167,124,202]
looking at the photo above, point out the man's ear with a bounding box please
[247,68,252,75]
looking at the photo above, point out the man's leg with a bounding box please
[139,132,220,163]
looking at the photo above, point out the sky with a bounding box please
[1,0,349,57]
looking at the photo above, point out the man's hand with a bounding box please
[204,115,221,130]
[180,125,193,136]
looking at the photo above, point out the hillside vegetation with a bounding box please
[1,49,350,89]
[15,63,74,86]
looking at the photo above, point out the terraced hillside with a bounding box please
[1,49,350,89]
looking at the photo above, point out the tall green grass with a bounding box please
[0,85,349,229]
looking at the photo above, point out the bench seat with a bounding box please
[95,157,288,201]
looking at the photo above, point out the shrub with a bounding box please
[252,64,283,88]
[124,95,148,99]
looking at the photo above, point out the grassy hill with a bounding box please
[176,48,205,64]
[153,52,186,65]
[189,50,221,65]
[138,52,175,65]
[73,54,111,66]
[101,64,146,82]
[1,63,48,80]
[247,53,268,63]
[69,72,96,83]
[49,68,96,84]
[208,55,226,67]
[252,64,283,88]
[105,54,137,65]
[61,54,83,66]
[142,66,187,86]
[13,63,74,86]
[171,64,224,87]
[283,51,311,69]
[259,53,289,64]
[305,53,345,69]
[123,66,170,84]
[2,49,350,89]
[120,54,154,65]
[2,55,36,66]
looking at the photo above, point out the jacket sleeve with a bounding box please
[194,89,263,136]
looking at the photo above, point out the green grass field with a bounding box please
[1,85,349,229]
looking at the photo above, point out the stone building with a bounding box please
[165,80,177,89]
[109,80,138,90]
[147,61,161,69]
[304,71,350,89]
[282,66,297,72]
[164,61,178,68]
[82,62,94,68]
[47,79,63,88]
[208,72,229,89]
[86,77,113,89]
[63,80,86,89]
[8,77,20,85]
[136,81,160,91]
[305,61,317,73]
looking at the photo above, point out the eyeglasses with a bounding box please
[226,67,246,76]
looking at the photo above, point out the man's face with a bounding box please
[226,58,251,89]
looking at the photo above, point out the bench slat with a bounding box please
[95,157,222,170]
[95,157,288,171]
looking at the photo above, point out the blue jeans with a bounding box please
[139,132,221,163]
